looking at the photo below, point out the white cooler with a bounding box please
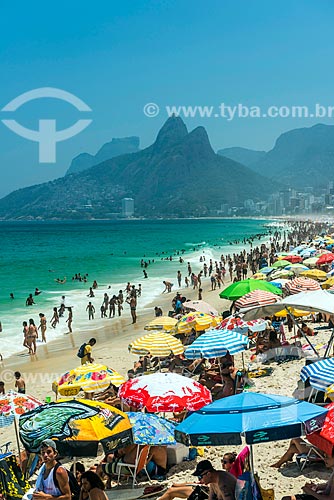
[167,443,189,465]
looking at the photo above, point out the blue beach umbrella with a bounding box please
[258,266,274,274]
[127,412,177,445]
[184,328,249,359]
[300,358,334,392]
[175,392,327,448]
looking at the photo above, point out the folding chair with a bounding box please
[296,445,325,471]
[117,445,151,488]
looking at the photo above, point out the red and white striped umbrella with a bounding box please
[118,372,212,412]
[234,290,281,310]
[285,277,321,295]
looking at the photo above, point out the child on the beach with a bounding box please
[14,372,25,394]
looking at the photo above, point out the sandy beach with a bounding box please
[1,224,333,498]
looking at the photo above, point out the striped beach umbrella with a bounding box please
[173,312,220,334]
[144,316,178,332]
[184,328,249,359]
[54,363,126,396]
[301,358,334,392]
[235,290,281,310]
[285,277,321,295]
[128,331,184,357]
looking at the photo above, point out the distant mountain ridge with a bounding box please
[0,117,274,220]
[66,136,140,175]
[217,147,266,166]
[249,123,334,186]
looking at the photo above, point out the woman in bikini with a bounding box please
[27,318,38,354]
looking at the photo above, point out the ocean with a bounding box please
[0,218,278,358]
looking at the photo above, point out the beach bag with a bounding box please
[254,474,275,500]
[53,463,80,500]
[77,343,87,358]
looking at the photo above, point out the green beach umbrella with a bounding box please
[272,259,291,268]
[219,279,282,301]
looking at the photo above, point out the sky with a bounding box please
[0,0,334,197]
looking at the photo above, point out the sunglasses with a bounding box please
[198,471,210,480]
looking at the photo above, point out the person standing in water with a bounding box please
[50,307,59,329]
[86,302,95,320]
[38,313,47,342]
[66,307,73,333]
[27,319,38,355]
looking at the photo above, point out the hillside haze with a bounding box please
[0,116,274,219]
[217,147,266,166]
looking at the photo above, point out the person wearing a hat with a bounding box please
[33,439,71,500]
[193,460,236,500]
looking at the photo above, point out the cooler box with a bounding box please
[167,443,189,465]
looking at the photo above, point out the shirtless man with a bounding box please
[282,448,334,500]
[129,296,137,324]
[162,281,173,293]
[38,313,47,342]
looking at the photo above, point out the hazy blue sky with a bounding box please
[0,0,334,197]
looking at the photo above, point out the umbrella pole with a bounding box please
[249,444,254,473]
[324,328,334,358]
[14,418,22,466]
[73,457,77,476]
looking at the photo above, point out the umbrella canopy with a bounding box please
[305,403,334,456]
[144,316,178,332]
[274,308,312,318]
[303,257,319,267]
[183,300,219,316]
[175,392,327,446]
[300,269,328,281]
[258,267,274,274]
[129,331,184,357]
[270,269,294,279]
[173,312,220,334]
[234,290,281,310]
[19,399,132,454]
[118,372,212,412]
[285,264,310,274]
[184,328,249,359]
[269,279,289,289]
[250,273,266,280]
[219,279,282,301]
[317,253,334,265]
[283,255,303,263]
[219,316,266,332]
[300,358,334,392]
[0,390,42,427]
[285,277,321,295]
[55,363,126,396]
[322,277,334,289]
[127,412,176,445]
[272,260,291,268]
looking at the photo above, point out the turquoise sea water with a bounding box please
[0,219,276,357]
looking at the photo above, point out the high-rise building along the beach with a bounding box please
[122,198,134,217]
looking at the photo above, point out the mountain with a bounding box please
[217,147,266,166]
[66,136,140,175]
[0,117,274,219]
[250,124,334,186]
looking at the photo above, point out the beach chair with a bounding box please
[296,445,325,471]
[0,441,12,460]
[116,445,151,488]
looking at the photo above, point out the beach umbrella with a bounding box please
[250,273,266,280]
[269,269,294,279]
[258,267,274,274]
[300,269,328,281]
[269,278,289,289]
[285,264,310,274]
[184,328,249,359]
[19,399,132,455]
[274,308,312,318]
[317,253,334,265]
[283,255,303,263]
[54,363,126,397]
[127,412,177,445]
[128,331,184,357]
[144,316,178,332]
[183,300,219,316]
[0,390,42,459]
[304,403,334,456]
[173,312,220,334]
[272,260,291,268]
[300,358,334,392]
[219,279,282,301]
[118,372,212,412]
[234,290,281,310]
[219,316,266,332]
[175,392,327,445]
[303,257,319,267]
[322,277,334,290]
[285,277,321,295]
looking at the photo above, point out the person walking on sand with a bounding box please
[50,307,59,329]
[38,313,47,342]
[86,302,95,320]
[27,318,38,354]
[14,371,26,394]
[129,295,137,324]
[66,307,73,333]
[81,338,96,364]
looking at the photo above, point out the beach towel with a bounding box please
[230,446,250,478]
[0,455,30,500]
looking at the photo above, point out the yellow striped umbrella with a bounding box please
[173,311,221,334]
[144,316,178,332]
[129,331,184,357]
[54,363,126,397]
[300,269,328,281]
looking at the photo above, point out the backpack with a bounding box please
[53,463,80,500]
[77,343,87,358]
